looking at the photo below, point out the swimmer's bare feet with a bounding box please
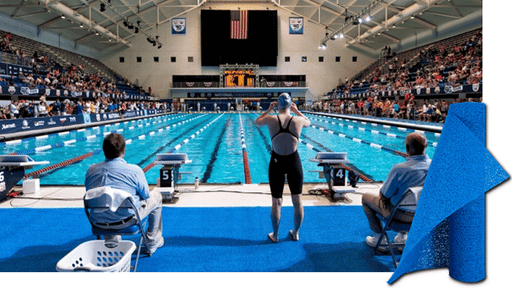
[289,230,299,241]
[268,232,278,243]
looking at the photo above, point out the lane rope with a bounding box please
[305,112,442,138]
[239,113,252,184]
[308,114,438,147]
[142,114,224,173]
[300,133,374,182]
[9,114,195,156]
[1,112,180,146]
[306,123,409,158]
[24,114,207,179]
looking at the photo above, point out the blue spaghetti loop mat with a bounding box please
[0,206,398,272]
[388,102,509,284]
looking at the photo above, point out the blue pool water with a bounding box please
[2,113,438,185]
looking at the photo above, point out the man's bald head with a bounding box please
[405,132,427,156]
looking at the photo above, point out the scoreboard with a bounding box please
[224,70,255,87]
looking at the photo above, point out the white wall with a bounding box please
[100,3,376,101]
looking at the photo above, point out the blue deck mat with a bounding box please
[0,206,397,272]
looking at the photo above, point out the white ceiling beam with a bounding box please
[123,0,207,40]
[343,0,444,47]
[270,0,338,32]
[422,10,461,19]
[447,0,463,18]
[36,0,131,46]
[386,4,435,29]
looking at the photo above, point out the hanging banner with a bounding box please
[289,17,304,34]
[172,18,186,35]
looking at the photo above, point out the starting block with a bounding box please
[154,153,192,203]
[0,155,49,201]
[309,152,356,201]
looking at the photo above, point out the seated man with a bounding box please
[85,133,164,254]
[362,132,430,250]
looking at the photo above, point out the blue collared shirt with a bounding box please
[85,157,149,209]
[381,154,431,207]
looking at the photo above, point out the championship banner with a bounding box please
[289,17,304,34]
[172,18,186,35]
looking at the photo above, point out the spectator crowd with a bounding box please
[1,31,164,121]
[1,98,168,120]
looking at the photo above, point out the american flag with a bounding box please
[230,10,248,39]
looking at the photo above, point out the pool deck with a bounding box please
[0,182,380,208]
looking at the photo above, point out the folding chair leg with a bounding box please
[389,245,399,268]
[132,236,144,272]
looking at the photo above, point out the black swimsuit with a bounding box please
[268,116,303,198]
[271,116,299,141]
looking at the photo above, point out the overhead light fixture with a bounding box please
[365,14,371,22]
[100,3,106,12]
[95,32,99,35]
[108,38,112,41]
[61,15,65,19]
[410,15,415,19]
[319,43,327,50]
[80,23,84,28]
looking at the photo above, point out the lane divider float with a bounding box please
[306,112,442,138]
[298,137,373,182]
[308,115,437,147]
[0,113,186,146]
[238,113,252,184]
[142,114,224,173]
[9,114,197,156]
[23,114,206,179]
[307,123,409,158]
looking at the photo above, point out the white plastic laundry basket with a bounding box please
[56,240,136,272]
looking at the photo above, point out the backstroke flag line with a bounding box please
[231,10,248,39]
[388,102,509,284]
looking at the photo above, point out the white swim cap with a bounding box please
[278,93,292,109]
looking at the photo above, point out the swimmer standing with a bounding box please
[255,93,311,242]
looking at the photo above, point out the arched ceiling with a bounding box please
[0,0,482,52]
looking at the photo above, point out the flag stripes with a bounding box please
[230,10,248,39]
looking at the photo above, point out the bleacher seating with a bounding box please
[0,30,149,97]
[334,29,482,98]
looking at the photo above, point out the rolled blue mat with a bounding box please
[388,102,509,284]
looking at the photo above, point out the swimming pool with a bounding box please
[2,112,438,185]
